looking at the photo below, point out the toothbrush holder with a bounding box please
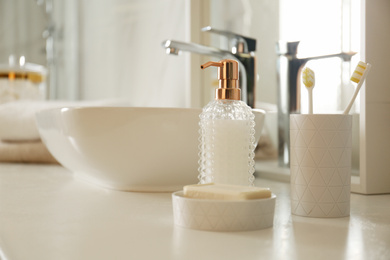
[290,114,352,218]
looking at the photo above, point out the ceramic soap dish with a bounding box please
[172,191,276,232]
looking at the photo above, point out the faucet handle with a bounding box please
[201,26,256,53]
[276,41,300,56]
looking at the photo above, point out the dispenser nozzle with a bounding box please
[200,59,240,100]
[200,61,223,69]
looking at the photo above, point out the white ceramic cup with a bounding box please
[290,114,352,218]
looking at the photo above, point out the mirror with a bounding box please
[210,0,361,176]
[0,0,362,177]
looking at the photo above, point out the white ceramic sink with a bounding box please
[36,107,265,192]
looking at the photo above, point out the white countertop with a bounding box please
[0,163,389,260]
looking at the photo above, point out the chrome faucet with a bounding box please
[276,41,356,167]
[162,26,257,108]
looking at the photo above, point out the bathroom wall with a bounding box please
[0,0,189,107]
[0,0,279,107]
[0,0,47,66]
[48,0,187,107]
[76,0,188,107]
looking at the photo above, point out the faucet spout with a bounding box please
[162,40,231,58]
[162,39,249,106]
[162,27,257,108]
[299,51,357,64]
[276,41,356,167]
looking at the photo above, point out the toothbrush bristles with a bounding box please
[343,61,371,114]
[302,67,315,88]
[302,67,315,114]
[350,61,367,83]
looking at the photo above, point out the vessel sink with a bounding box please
[36,107,266,192]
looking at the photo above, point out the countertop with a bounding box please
[0,163,389,260]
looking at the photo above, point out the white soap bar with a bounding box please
[183,183,272,200]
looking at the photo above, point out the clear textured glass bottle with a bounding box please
[198,59,255,186]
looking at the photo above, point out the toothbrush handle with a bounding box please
[343,64,372,114]
[343,82,363,115]
[308,88,313,114]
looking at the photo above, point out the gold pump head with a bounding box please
[201,59,240,100]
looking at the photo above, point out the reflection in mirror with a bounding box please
[280,0,361,175]
[0,0,362,177]
[210,0,361,177]
[0,1,47,66]
[0,0,48,101]
[0,0,190,106]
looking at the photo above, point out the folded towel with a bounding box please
[0,99,131,141]
[0,140,58,164]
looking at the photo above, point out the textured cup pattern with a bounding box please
[290,114,352,218]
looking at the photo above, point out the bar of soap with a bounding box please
[183,183,272,200]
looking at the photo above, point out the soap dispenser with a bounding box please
[198,59,256,186]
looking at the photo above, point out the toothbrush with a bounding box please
[343,61,372,114]
[302,67,315,114]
